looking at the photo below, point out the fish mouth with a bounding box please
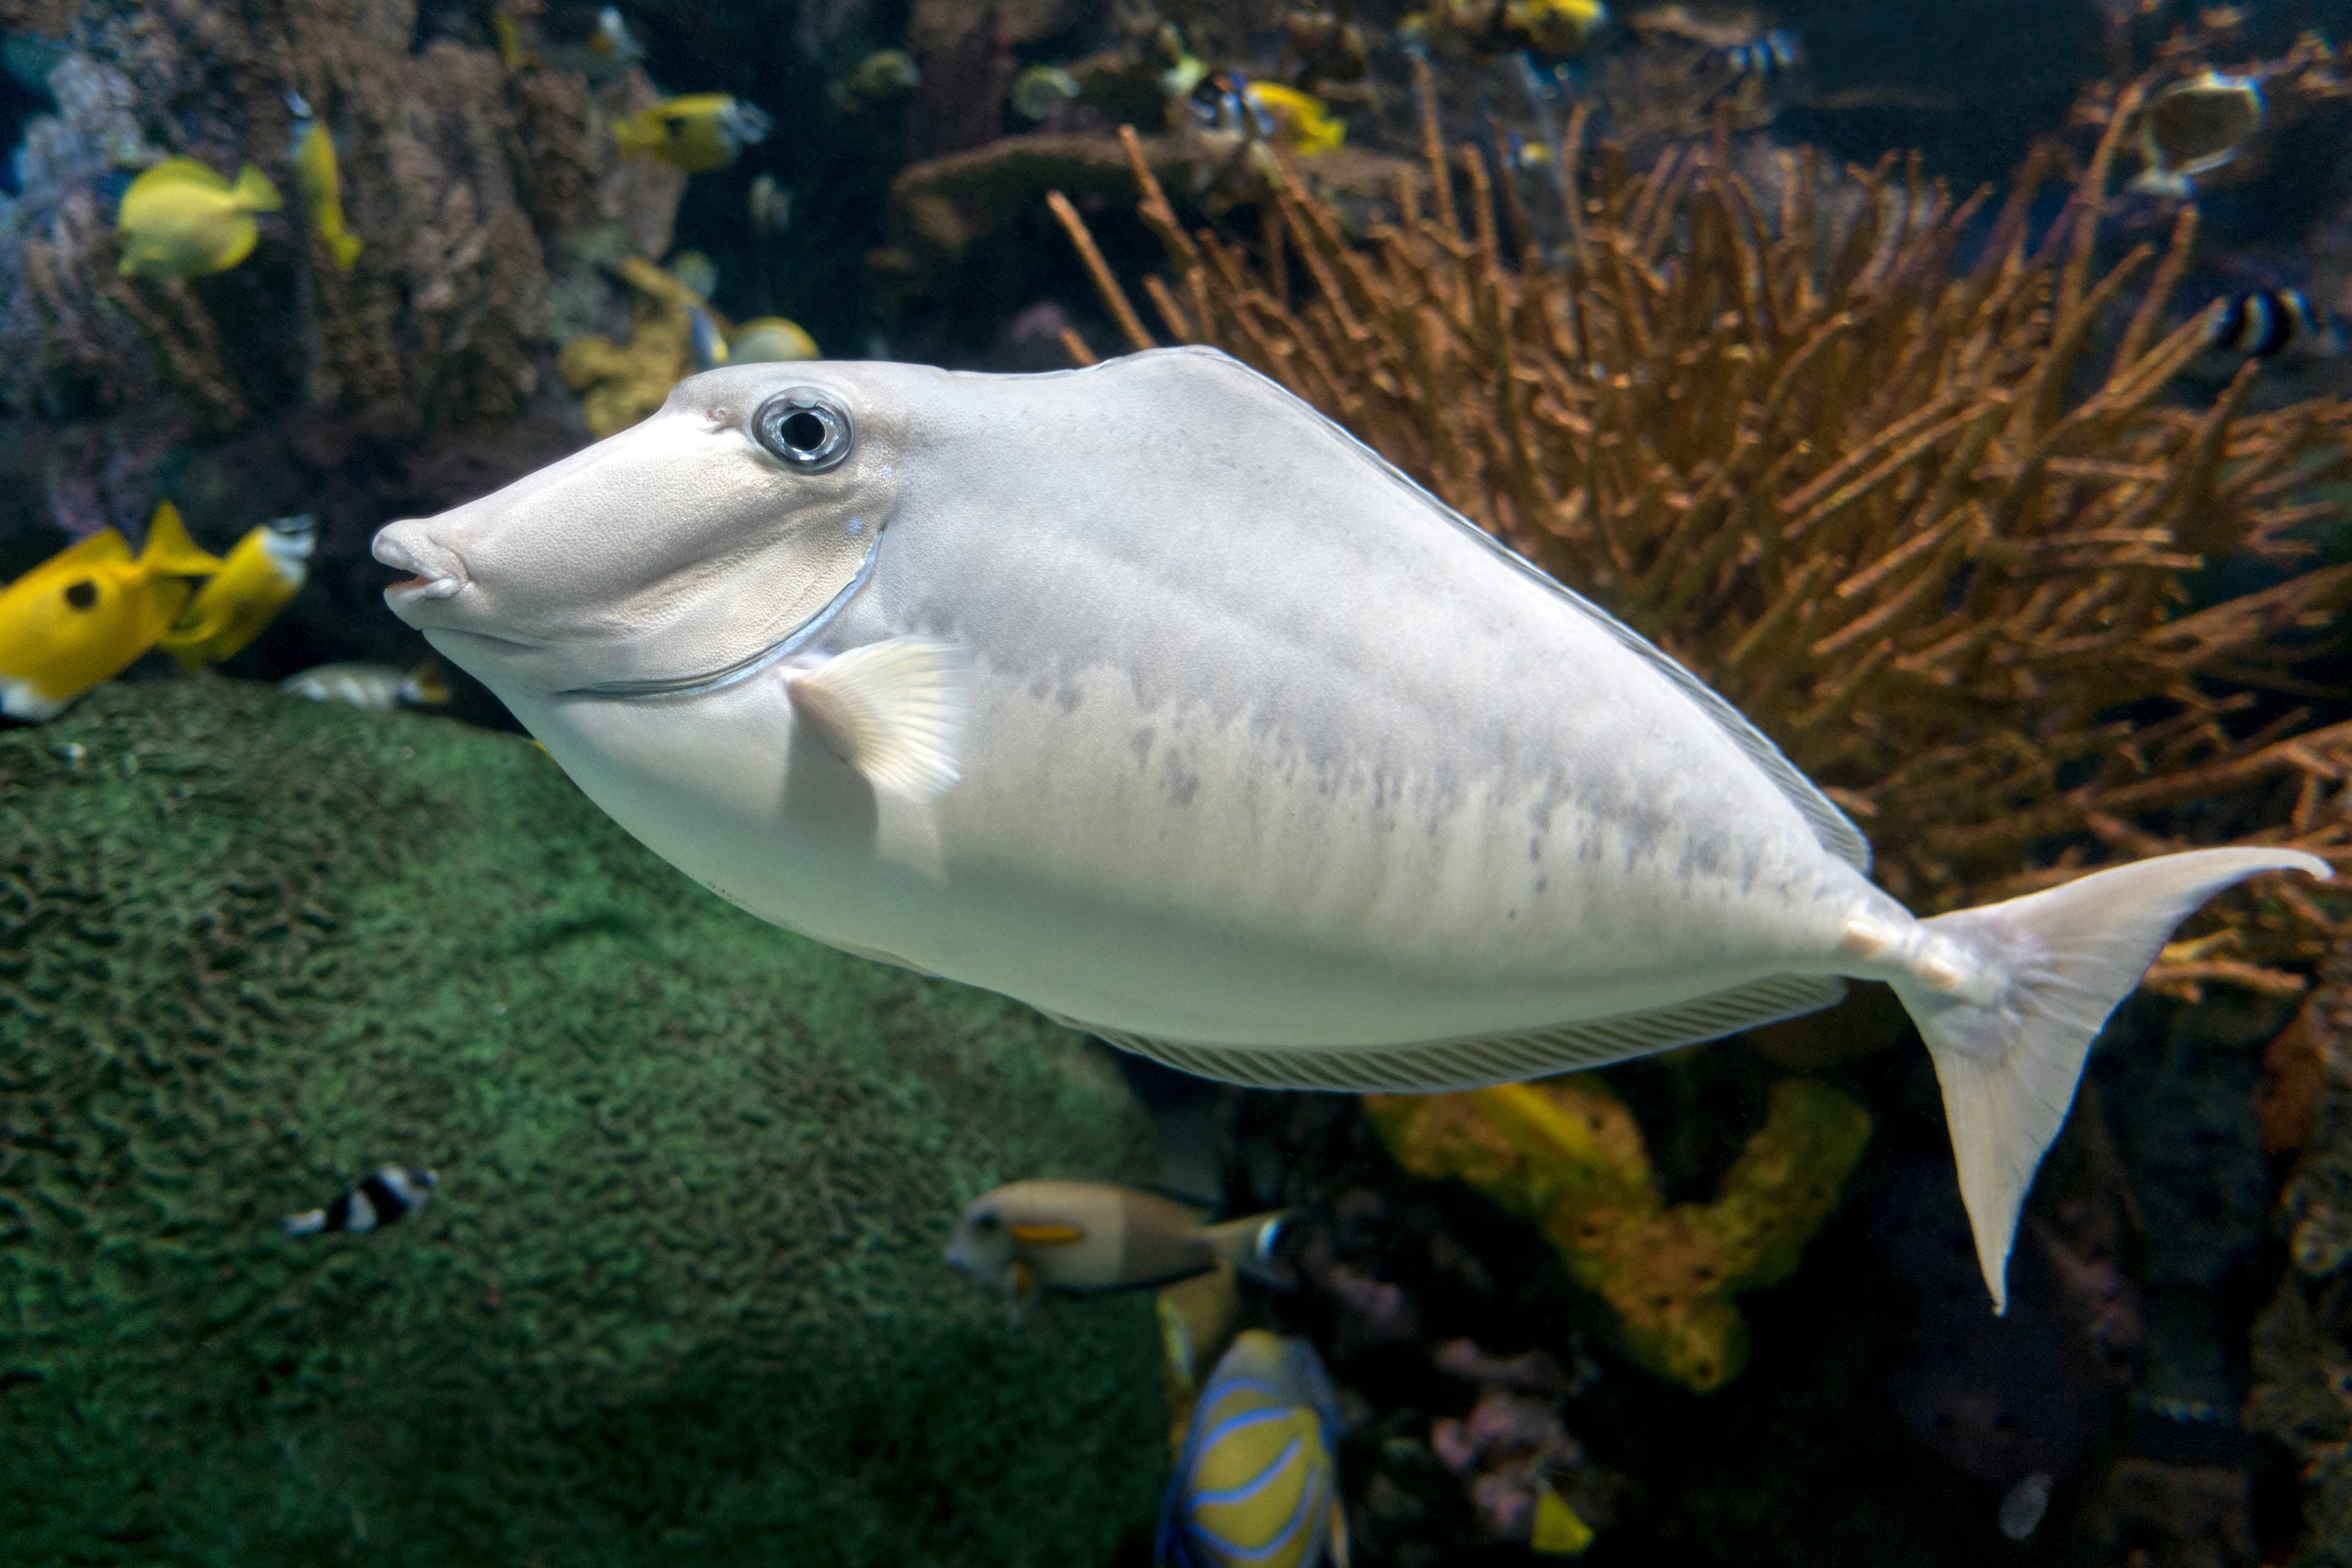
[372,532,467,603]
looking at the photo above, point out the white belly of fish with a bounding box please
[516,634,1885,1058]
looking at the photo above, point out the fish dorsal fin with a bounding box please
[139,156,232,190]
[140,502,226,577]
[1189,347,1874,872]
[1046,973,1847,1093]
[32,529,134,578]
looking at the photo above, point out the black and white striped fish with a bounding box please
[2204,288,2340,361]
[1719,29,1800,81]
[284,1164,437,1237]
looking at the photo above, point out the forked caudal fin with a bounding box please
[1893,847,2331,1313]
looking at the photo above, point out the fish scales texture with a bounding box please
[376,347,2331,1307]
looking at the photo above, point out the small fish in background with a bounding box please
[1243,80,1346,154]
[1505,0,1608,56]
[285,94,361,272]
[157,513,316,671]
[1998,1471,2053,1542]
[612,94,770,172]
[1529,1482,1594,1555]
[943,1180,1291,1311]
[280,660,451,710]
[1012,64,1083,122]
[2128,69,2264,198]
[2203,287,2342,363]
[1716,27,1800,83]
[537,4,644,82]
[831,48,921,110]
[284,1163,437,1237]
[1158,1330,1349,1568]
[1157,1264,1244,1403]
[115,157,282,277]
[0,502,222,721]
[747,173,793,236]
[728,316,821,363]
[687,304,728,371]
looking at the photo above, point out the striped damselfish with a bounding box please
[1158,1330,1348,1568]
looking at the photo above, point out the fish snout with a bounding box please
[372,523,467,614]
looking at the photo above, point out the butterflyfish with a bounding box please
[284,1164,437,1237]
[280,660,451,710]
[372,349,2333,1314]
[1157,1330,1349,1568]
[944,1180,1290,1309]
[612,94,771,172]
[2129,70,2264,198]
[115,157,282,277]
[157,513,316,671]
[0,502,223,720]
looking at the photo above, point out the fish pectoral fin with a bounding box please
[1047,974,1848,1093]
[1006,1222,1087,1245]
[783,637,971,799]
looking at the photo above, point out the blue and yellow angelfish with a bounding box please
[1158,1330,1350,1568]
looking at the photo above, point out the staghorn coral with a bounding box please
[1363,1077,1870,1390]
[1054,101,2352,998]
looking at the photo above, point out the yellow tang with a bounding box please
[0,502,224,720]
[116,157,282,278]
[292,118,362,271]
[612,94,772,173]
[1241,82,1345,155]
[1158,1330,1349,1568]
[158,514,317,671]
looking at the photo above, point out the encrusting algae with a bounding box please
[1365,1077,1871,1391]
[1052,74,2352,1003]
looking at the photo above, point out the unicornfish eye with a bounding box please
[63,579,97,610]
[753,388,853,472]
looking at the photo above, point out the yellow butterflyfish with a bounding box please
[0,503,224,720]
[611,94,771,172]
[290,111,362,272]
[115,157,282,278]
[157,514,317,671]
[728,316,820,364]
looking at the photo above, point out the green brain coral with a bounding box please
[0,682,1166,1566]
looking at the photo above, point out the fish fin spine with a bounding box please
[1898,847,2331,1314]
[233,162,283,213]
[784,637,971,798]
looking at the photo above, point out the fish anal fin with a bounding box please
[1046,974,1848,1093]
[1007,1222,1087,1245]
[783,636,970,799]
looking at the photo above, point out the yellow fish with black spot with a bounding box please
[115,157,282,278]
[1158,1330,1350,1568]
[0,503,224,720]
[157,514,317,671]
[611,94,771,172]
[288,99,362,272]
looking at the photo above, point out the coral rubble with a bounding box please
[1364,1076,1870,1390]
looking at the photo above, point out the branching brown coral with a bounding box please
[1054,97,2352,997]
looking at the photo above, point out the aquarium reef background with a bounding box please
[6,0,2352,1564]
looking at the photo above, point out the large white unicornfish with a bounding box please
[374,348,2329,1310]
